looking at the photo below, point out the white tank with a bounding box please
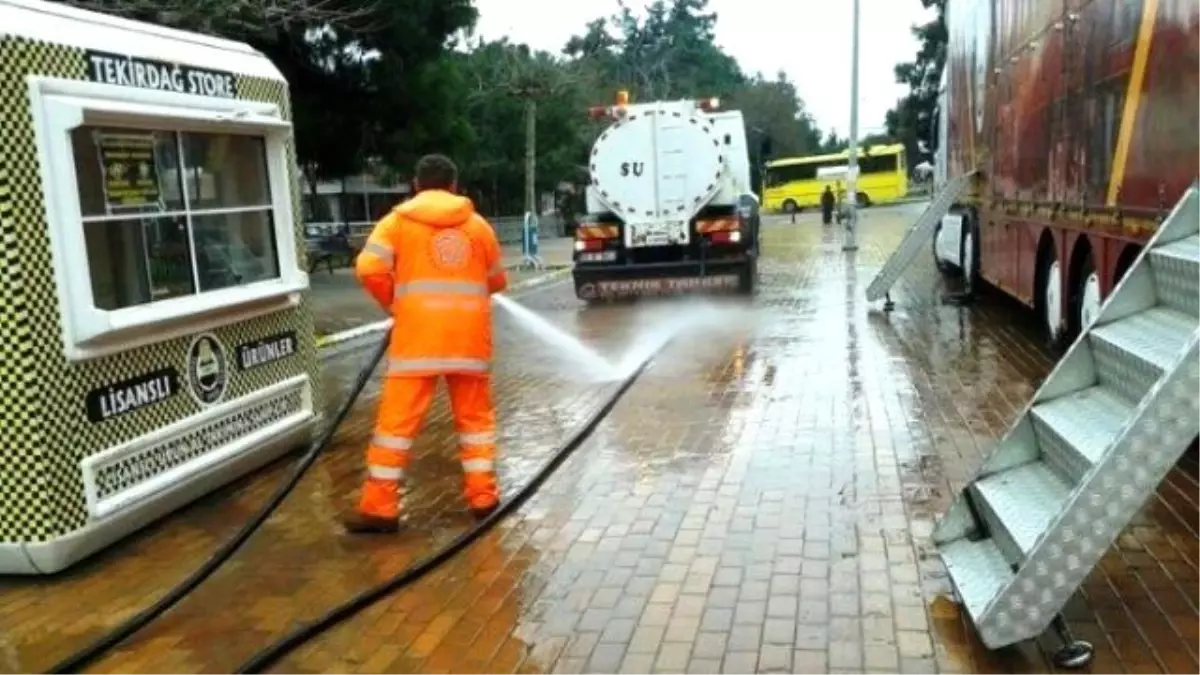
[587,99,745,248]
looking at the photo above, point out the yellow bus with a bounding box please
[761,143,909,213]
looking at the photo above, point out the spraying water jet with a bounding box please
[493,294,619,381]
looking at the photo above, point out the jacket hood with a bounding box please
[395,189,476,228]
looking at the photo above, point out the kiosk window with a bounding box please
[71,126,281,310]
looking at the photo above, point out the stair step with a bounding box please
[931,186,1199,652]
[1031,386,1132,483]
[971,462,1071,565]
[940,538,1014,623]
[1090,307,1195,403]
[1151,234,1200,316]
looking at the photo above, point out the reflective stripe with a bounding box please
[462,458,494,473]
[372,433,413,450]
[460,431,496,446]
[368,465,405,480]
[394,280,488,297]
[388,357,489,374]
[362,241,394,266]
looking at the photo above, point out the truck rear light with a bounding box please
[697,97,720,112]
[695,217,739,233]
[576,225,620,240]
[588,105,609,120]
[708,230,741,244]
[574,238,603,252]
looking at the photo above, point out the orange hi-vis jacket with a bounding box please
[356,190,508,377]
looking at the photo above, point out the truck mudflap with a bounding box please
[573,258,755,301]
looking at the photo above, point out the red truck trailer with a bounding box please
[916,5,1198,661]
[931,0,1198,346]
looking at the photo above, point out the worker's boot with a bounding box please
[464,473,500,520]
[344,478,402,534]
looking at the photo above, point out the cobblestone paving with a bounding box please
[1,205,1196,674]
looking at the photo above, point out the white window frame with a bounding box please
[27,76,308,362]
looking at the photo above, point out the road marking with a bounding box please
[315,268,572,351]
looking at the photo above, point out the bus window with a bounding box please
[766,163,819,185]
[859,153,898,174]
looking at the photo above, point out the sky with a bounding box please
[471,0,936,139]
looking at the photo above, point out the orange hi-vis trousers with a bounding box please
[359,374,498,519]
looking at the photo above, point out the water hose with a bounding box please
[234,342,665,673]
[48,333,392,675]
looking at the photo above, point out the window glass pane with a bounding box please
[859,154,897,174]
[302,194,335,222]
[182,132,270,209]
[191,209,280,291]
[367,193,396,220]
[72,127,184,217]
[340,193,368,222]
[84,215,195,309]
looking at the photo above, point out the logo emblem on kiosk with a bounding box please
[186,333,229,406]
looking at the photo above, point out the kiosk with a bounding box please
[0,0,321,573]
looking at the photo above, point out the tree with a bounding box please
[56,0,478,190]
[54,0,375,36]
[451,40,591,215]
[565,0,744,104]
[884,0,947,172]
[729,71,823,161]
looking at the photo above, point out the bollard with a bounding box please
[521,212,544,270]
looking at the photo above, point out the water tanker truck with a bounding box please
[571,92,760,301]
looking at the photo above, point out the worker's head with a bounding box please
[824,185,832,193]
[413,154,458,193]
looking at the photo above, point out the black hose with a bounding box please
[48,334,391,675]
[234,344,665,673]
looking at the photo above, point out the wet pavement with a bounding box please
[2,204,1197,674]
[309,237,575,338]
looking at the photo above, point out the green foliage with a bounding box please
[885,0,947,171]
[60,0,855,215]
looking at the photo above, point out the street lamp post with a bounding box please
[842,0,861,252]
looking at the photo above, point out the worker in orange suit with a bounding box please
[345,154,508,533]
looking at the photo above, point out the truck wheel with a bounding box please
[932,221,957,275]
[857,191,871,207]
[782,199,798,214]
[737,259,758,294]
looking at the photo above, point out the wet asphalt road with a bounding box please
[1,203,1196,674]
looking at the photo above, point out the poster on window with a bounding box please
[95,133,165,212]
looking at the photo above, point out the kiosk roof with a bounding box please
[0,0,283,82]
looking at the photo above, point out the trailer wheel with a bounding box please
[1036,238,1066,347]
[960,211,981,295]
[1073,250,1102,335]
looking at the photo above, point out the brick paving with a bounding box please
[0,205,1196,674]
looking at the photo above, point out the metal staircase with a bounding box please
[932,185,1200,667]
[865,170,976,308]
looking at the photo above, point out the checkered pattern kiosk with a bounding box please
[0,0,322,573]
